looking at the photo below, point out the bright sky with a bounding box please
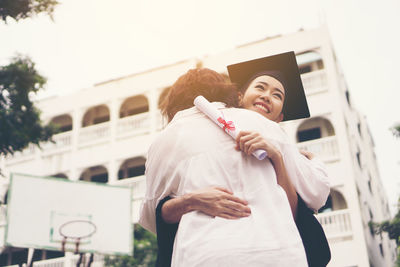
[1,0,399,214]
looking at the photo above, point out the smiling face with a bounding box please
[238,75,285,122]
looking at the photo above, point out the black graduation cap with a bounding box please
[227,51,310,121]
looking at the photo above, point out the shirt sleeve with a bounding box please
[236,111,331,211]
[281,143,331,212]
[139,135,186,234]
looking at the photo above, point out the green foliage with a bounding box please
[0,0,59,22]
[371,198,400,266]
[105,224,158,267]
[391,124,400,138]
[0,55,58,156]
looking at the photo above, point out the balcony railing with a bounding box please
[113,175,146,223]
[5,144,36,164]
[297,136,339,162]
[79,122,111,145]
[117,112,150,137]
[41,131,72,151]
[301,69,328,95]
[31,254,104,267]
[32,255,78,267]
[316,209,353,239]
[6,111,164,161]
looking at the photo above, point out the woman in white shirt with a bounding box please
[140,52,330,267]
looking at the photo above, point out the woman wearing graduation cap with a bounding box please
[152,52,331,267]
[140,52,330,267]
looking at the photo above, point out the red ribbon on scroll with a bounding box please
[217,117,235,132]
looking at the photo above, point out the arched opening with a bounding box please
[82,105,110,127]
[318,189,348,213]
[296,51,324,74]
[120,95,149,118]
[297,117,335,142]
[50,114,72,133]
[118,157,146,179]
[80,165,108,183]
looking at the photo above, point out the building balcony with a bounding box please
[297,136,339,162]
[4,145,36,165]
[79,121,111,146]
[301,69,328,95]
[316,209,353,240]
[117,112,150,139]
[5,112,163,164]
[41,131,73,153]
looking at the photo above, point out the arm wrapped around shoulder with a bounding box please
[281,144,331,212]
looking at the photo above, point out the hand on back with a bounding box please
[189,186,251,219]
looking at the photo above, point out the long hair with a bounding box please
[160,68,238,122]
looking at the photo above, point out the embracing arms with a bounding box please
[160,130,302,224]
[235,130,299,217]
[161,187,251,223]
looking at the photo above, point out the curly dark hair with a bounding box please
[160,68,239,122]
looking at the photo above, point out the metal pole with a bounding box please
[27,248,34,267]
[86,253,94,267]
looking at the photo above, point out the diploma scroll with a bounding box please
[193,95,267,160]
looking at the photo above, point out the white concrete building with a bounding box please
[1,27,397,267]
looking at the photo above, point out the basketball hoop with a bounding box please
[58,220,97,253]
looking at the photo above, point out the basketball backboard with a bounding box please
[5,173,133,256]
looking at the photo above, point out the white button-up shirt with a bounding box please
[140,103,330,267]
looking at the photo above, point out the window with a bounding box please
[379,244,384,257]
[50,114,73,133]
[120,95,149,118]
[295,51,324,74]
[345,90,351,107]
[118,157,146,179]
[368,180,372,194]
[318,195,332,213]
[93,116,109,124]
[356,151,361,168]
[82,105,110,127]
[299,65,312,74]
[297,127,321,142]
[80,166,108,183]
[296,117,335,143]
[91,173,108,183]
[368,174,372,194]
[119,165,145,178]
